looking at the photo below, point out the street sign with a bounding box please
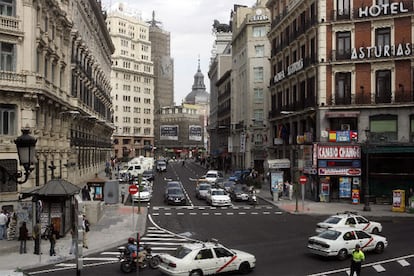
[128,185,138,194]
[299,175,307,185]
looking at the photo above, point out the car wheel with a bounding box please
[372,227,379,234]
[337,248,348,261]
[189,269,203,276]
[238,262,251,274]
[375,242,385,253]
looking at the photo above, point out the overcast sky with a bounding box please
[102,0,257,104]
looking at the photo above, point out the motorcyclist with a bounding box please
[126,237,147,266]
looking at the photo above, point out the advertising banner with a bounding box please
[270,172,284,193]
[160,125,179,140]
[339,177,351,198]
[189,125,202,141]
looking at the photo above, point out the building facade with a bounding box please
[106,3,155,160]
[266,0,414,202]
[230,2,271,173]
[0,0,114,227]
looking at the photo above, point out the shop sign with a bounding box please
[318,167,361,176]
[358,2,408,18]
[317,145,361,159]
[351,43,411,60]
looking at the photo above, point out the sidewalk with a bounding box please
[256,184,413,217]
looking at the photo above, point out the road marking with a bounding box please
[55,263,76,267]
[263,212,270,215]
[101,252,120,255]
[152,213,159,216]
[189,212,197,215]
[202,212,209,215]
[164,212,172,216]
[226,212,234,215]
[372,264,386,272]
[275,211,283,215]
[238,212,246,215]
[177,212,185,215]
[214,212,222,215]
[251,212,259,215]
[398,259,410,266]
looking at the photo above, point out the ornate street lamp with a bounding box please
[14,128,37,184]
[363,129,371,211]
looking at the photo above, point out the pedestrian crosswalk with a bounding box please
[150,205,284,216]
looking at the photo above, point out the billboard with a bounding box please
[189,125,202,141]
[160,125,178,140]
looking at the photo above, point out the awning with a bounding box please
[325,111,360,118]
[20,179,80,198]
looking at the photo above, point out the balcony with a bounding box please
[0,15,22,36]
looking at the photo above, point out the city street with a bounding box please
[22,162,414,276]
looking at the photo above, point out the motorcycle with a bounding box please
[248,190,258,206]
[118,244,160,273]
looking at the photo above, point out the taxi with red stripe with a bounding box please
[316,211,382,234]
[308,227,388,260]
[158,239,256,275]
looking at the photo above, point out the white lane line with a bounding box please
[226,212,234,215]
[165,213,172,216]
[202,213,209,215]
[372,264,386,272]
[189,212,197,215]
[101,252,120,255]
[251,212,259,215]
[263,212,270,215]
[275,211,283,215]
[398,259,410,266]
[55,263,76,267]
[141,237,188,241]
[238,212,246,215]
[177,213,185,215]
[152,213,159,216]
[82,257,119,261]
[214,212,222,215]
[145,233,177,237]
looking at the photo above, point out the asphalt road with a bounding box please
[23,161,414,276]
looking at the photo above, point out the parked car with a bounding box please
[142,170,155,182]
[195,182,212,200]
[229,184,250,201]
[158,239,256,275]
[204,170,224,183]
[156,160,167,172]
[307,227,387,260]
[228,170,250,183]
[164,187,187,205]
[316,211,383,234]
[206,188,231,207]
[132,185,152,202]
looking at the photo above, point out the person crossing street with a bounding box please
[350,244,365,276]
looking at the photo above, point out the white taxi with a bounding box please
[158,239,256,276]
[308,227,388,260]
[316,211,382,234]
[206,188,231,207]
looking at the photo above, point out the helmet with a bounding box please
[128,237,135,244]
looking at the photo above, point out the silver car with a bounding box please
[195,182,211,199]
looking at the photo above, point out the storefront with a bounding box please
[316,144,361,202]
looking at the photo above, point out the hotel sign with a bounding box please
[358,2,408,18]
[273,58,303,83]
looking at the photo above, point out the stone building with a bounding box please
[0,0,114,209]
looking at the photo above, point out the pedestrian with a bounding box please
[82,215,90,249]
[18,221,29,254]
[0,209,7,240]
[121,186,126,203]
[350,244,365,276]
[48,223,57,256]
[69,226,76,255]
[33,222,41,255]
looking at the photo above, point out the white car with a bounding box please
[316,212,382,234]
[308,227,388,260]
[206,188,231,207]
[158,240,256,276]
[132,185,152,202]
[204,170,224,183]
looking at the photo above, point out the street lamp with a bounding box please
[14,128,37,184]
[363,129,371,211]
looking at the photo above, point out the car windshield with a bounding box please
[172,246,192,259]
[323,217,341,224]
[206,173,217,178]
[141,186,150,192]
[167,182,181,188]
[199,184,211,190]
[212,190,226,195]
[318,229,341,240]
[168,188,183,195]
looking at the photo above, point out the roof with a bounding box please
[21,179,81,197]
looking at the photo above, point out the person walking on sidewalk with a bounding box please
[121,186,126,204]
[0,209,7,240]
[350,244,365,276]
[48,223,58,256]
[18,221,29,254]
[82,215,90,249]
[33,222,41,254]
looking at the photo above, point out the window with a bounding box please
[254,88,264,103]
[376,27,390,48]
[195,249,214,260]
[335,72,351,105]
[0,0,14,16]
[336,32,351,60]
[252,26,266,37]
[0,42,15,71]
[370,114,397,141]
[214,247,233,258]
[376,0,390,5]
[343,231,356,241]
[0,104,16,135]
[255,45,264,57]
[337,0,350,16]
[253,67,263,82]
[375,70,391,103]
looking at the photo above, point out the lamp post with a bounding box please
[363,129,371,211]
[14,128,37,184]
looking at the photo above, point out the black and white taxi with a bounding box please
[316,211,382,234]
[308,227,388,260]
[158,239,256,276]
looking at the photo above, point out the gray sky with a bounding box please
[102,0,257,104]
